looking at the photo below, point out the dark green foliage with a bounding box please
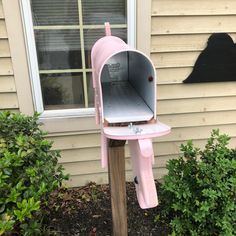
[0,111,68,235]
[160,129,236,236]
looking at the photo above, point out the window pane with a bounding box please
[29,0,128,111]
[82,0,126,25]
[40,73,85,110]
[35,30,82,70]
[87,73,94,107]
[84,28,127,68]
[31,0,79,26]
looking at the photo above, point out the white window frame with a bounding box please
[20,0,136,118]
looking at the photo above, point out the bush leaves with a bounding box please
[0,111,68,235]
[160,129,236,236]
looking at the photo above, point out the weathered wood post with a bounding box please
[108,140,127,236]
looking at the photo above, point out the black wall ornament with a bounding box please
[183,33,236,83]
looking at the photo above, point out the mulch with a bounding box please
[43,181,170,236]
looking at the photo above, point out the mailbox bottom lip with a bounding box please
[103,122,171,140]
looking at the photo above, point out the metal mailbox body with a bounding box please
[92,35,156,125]
[91,24,171,209]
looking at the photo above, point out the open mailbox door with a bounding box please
[91,23,171,209]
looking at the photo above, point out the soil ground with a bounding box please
[43,181,170,236]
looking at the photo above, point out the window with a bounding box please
[21,0,136,117]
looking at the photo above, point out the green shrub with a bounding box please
[159,129,236,236]
[0,111,68,235]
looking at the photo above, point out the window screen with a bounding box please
[30,0,127,110]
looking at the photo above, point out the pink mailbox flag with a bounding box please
[91,23,171,209]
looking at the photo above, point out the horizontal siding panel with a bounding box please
[157,67,192,84]
[59,144,176,164]
[66,168,168,187]
[156,125,236,143]
[0,0,4,19]
[157,82,236,100]
[153,138,236,156]
[58,143,180,164]
[151,34,209,52]
[0,93,18,109]
[152,0,236,16]
[61,134,236,187]
[62,155,174,176]
[4,109,19,112]
[50,133,184,152]
[152,16,236,35]
[50,133,100,150]
[0,58,13,75]
[152,51,200,68]
[152,33,236,53]
[48,102,236,149]
[0,20,7,38]
[0,39,10,57]
[63,159,129,176]
[59,143,178,163]
[0,76,16,92]
[63,160,104,176]
[156,132,236,151]
[60,147,101,163]
[68,172,109,186]
[158,97,236,115]
[59,146,174,164]
[41,116,99,134]
[69,168,168,187]
[59,135,236,164]
[159,111,236,128]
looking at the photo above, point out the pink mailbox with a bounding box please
[91,23,171,209]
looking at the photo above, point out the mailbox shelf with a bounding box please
[103,122,171,140]
[102,81,153,123]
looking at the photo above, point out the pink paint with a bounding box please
[91,23,171,209]
[129,139,158,209]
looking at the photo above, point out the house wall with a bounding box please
[44,1,154,187]
[1,0,153,187]
[151,0,236,155]
[0,0,18,111]
[1,0,236,187]
[50,0,236,186]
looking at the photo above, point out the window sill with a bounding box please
[39,109,99,134]
[40,108,95,119]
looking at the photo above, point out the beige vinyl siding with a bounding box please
[46,0,236,187]
[0,20,7,38]
[0,0,3,19]
[152,16,236,35]
[2,0,154,187]
[152,0,236,16]
[0,58,13,75]
[2,0,236,187]
[147,0,236,184]
[68,168,168,187]
[152,34,236,53]
[158,96,236,114]
[49,132,172,185]
[0,39,10,56]
[0,1,18,111]
[49,123,236,186]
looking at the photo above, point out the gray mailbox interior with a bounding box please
[101,51,156,124]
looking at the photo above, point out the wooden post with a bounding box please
[108,140,127,236]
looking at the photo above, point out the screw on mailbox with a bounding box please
[134,127,142,134]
